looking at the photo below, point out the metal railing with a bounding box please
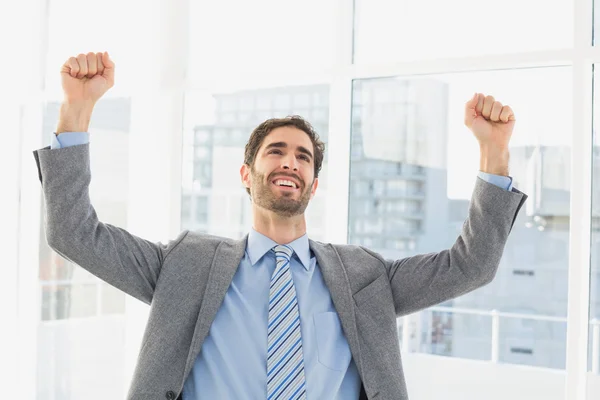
[399,306,600,374]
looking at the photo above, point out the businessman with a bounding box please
[33,52,527,400]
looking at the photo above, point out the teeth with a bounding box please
[275,179,297,188]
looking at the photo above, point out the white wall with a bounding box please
[588,372,600,398]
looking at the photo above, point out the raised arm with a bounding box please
[34,52,187,304]
[378,177,526,316]
[379,93,527,315]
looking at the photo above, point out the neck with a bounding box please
[251,204,307,244]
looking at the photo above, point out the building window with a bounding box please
[513,270,535,276]
[510,347,534,355]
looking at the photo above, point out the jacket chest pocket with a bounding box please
[313,312,352,372]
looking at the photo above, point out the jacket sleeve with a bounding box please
[365,177,528,317]
[33,143,188,305]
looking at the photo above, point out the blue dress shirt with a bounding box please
[49,132,513,399]
[182,228,362,399]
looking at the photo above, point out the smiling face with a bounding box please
[241,126,319,217]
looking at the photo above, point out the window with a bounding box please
[38,97,130,397]
[510,347,534,355]
[349,67,572,371]
[353,0,572,64]
[34,0,139,396]
[181,86,330,241]
[10,0,597,398]
[187,0,337,86]
[513,270,535,277]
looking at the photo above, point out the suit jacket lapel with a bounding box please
[183,235,248,380]
[309,240,364,378]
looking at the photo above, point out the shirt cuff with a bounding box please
[477,171,513,191]
[51,132,90,149]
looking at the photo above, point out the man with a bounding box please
[33,52,527,400]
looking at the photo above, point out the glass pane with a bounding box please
[427,311,492,361]
[101,282,126,315]
[499,319,566,368]
[354,0,573,64]
[188,0,337,85]
[44,0,140,98]
[38,97,129,399]
[181,85,330,241]
[40,284,97,320]
[37,309,127,400]
[588,65,600,399]
[350,67,571,384]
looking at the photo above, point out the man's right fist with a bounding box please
[60,52,114,105]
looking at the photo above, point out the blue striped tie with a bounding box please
[266,244,307,400]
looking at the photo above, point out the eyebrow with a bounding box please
[264,141,313,160]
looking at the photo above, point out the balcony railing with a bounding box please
[399,306,600,374]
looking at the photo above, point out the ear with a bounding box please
[240,164,251,190]
[309,177,319,200]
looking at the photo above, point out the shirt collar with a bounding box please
[247,228,311,271]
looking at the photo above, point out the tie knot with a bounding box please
[273,244,293,261]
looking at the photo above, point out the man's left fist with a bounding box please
[464,93,516,150]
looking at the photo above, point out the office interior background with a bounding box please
[0,0,599,398]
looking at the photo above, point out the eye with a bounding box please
[268,149,283,155]
[298,154,310,161]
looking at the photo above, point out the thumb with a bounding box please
[464,92,479,128]
[101,52,115,81]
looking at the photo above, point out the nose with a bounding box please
[282,154,299,171]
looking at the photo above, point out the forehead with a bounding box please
[260,126,314,152]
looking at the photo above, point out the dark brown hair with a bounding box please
[243,116,326,196]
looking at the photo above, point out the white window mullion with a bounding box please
[324,0,354,244]
[565,57,593,400]
[565,0,594,398]
[348,47,600,80]
[349,49,574,79]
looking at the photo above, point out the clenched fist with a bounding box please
[464,93,515,176]
[60,52,115,105]
[464,93,515,150]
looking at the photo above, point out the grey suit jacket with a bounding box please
[33,143,527,400]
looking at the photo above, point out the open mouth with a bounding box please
[271,178,300,191]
